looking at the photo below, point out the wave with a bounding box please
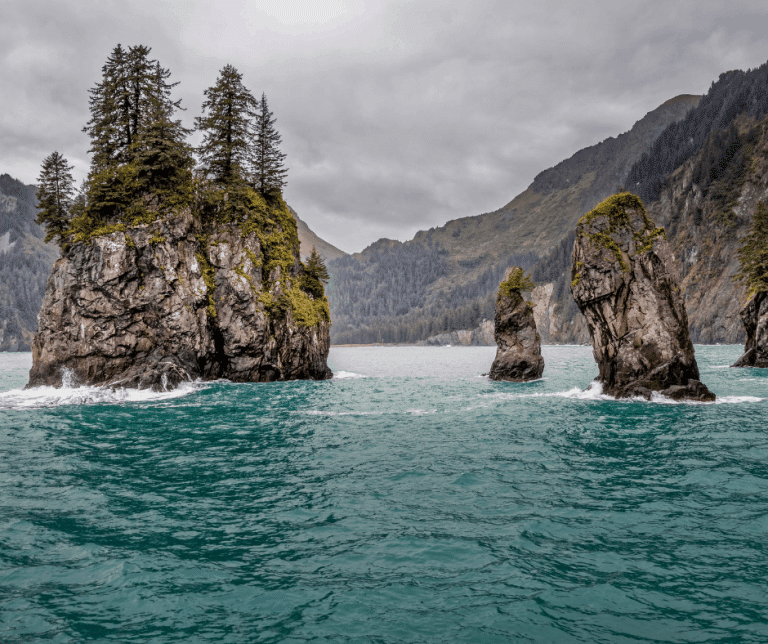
[301,410,383,416]
[481,382,764,405]
[0,380,203,410]
[333,371,367,379]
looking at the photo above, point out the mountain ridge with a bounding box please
[328,94,701,344]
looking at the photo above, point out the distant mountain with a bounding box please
[531,61,768,344]
[628,63,768,204]
[290,206,347,264]
[0,174,58,351]
[328,95,700,344]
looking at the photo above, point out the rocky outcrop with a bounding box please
[732,292,768,367]
[419,320,494,346]
[488,268,544,381]
[28,204,332,390]
[571,193,715,401]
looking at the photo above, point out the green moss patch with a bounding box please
[578,192,666,271]
[196,251,217,318]
[287,286,330,327]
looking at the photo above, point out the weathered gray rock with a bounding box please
[732,292,768,367]
[489,267,544,381]
[570,193,714,401]
[28,207,332,390]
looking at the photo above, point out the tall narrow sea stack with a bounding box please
[489,267,544,382]
[570,193,714,401]
[28,198,333,390]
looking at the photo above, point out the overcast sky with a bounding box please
[3,0,768,252]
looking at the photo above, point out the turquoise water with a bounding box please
[1,345,767,643]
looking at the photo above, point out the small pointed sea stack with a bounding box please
[570,193,714,401]
[488,267,544,382]
[732,293,768,367]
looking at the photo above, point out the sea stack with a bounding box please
[732,292,768,367]
[489,267,544,381]
[28,199,333,391]
[570,193,714,401]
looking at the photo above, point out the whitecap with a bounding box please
[0,380,203,410]
[649,392,763,405]
[301,410,382,416]
[480,381,762,405]
[333,371,367,379]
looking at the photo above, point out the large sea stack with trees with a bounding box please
[27,46,332,389]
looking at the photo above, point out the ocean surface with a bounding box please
[1,345,767,643]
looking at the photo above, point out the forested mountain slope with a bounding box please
[0,174,58,351]
[328,95,700,344]
[530,61,768,344]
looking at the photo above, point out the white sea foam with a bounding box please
[0,380,202,410]
[649,392,763,405]
[481,381,763,405]
[333,371,367,379]
[302,410,383,416]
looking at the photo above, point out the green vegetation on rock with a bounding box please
[498,267,534,300]
[32,43,329,337]
[578,192,665,272]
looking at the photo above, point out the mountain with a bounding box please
[291,206,347,264]
[328,95,701,345]
[650,113,768,343]
[531,60,768,344]
[0,174,58,351]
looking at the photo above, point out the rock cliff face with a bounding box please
[28,204,332,390]
[732,292,768,367]
[419,320,494,346]
[489,268,544,382]
[571,194,715,401]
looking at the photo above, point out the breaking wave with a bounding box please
[0,380,203,410]
[481,381,764,404]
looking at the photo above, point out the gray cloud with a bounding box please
[3,0,768,251]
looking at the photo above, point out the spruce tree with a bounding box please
[196,65,256,184]
[83,45,190,222]
[301,246,329,298]
[36,151,75,246]
[131,60,193,197]
[84,45,183,173]
[735,201,768,296]
[251,92,288,194]
[83,44,127,170]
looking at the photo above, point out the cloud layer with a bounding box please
[3,0,768,251]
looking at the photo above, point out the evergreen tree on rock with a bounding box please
[84,45,181,172]
[196,65,257,185]
[301,246,330,298]
[130,61,194,198]
[82,45,190,222]
[251,92,288,195]
[36,151,75,245]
